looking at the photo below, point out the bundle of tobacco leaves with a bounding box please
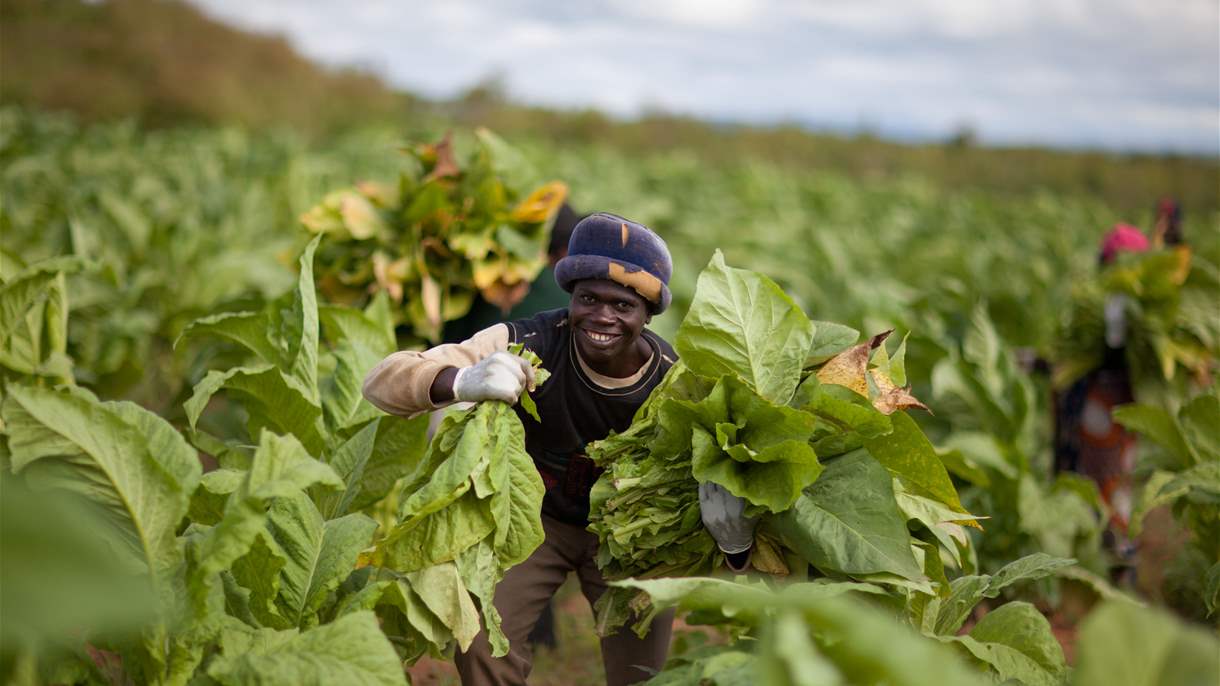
[1054,245,1219,409]
[588,252,969,637]
[300,129,568,342]
[367,346,551,657]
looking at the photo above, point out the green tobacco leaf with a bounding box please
[676,250,815,403]
[1073,600,1219,686]
[3,385,201,592]
[1113,403,1193,468]
[1178,393,1220,463]
[188,432,343,614]
[232,532,290,629]
[322,340,386,433]
[933,553,1076,635]
[350,414,429,513]
[404,563,482,651]
[206,611,408,686]
[319,295,396,359]
[486,407,545,566]
[280,235,322,402]
[767,449,923,580]
[0,258,82,380]
[185,364,327,455]
[1,476,160,665]
[758,611,843,686]
[863,412,966,514]
[377,574,453,649]
[264,492,378,629]
[688,375,822,512]
[806,320,860,365]
[189,469,245,525]
[946,601,1065,686]
[379,492,494,572]
[176,310,279,364]
[1204,562,1220,616]
[457,539,510,657]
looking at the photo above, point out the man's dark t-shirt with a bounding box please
[505,308,677,524]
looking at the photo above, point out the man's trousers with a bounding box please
[454,514,674,685]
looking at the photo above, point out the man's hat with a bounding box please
[554,212,672,313]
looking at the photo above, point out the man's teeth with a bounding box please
[588,331,616,342]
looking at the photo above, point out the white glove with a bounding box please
[698,482,758,555]
[452,351,534,404]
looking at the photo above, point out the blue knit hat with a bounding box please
[555,212,672,313]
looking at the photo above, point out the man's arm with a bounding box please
[361,324,509,417]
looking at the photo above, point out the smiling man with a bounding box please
[362,213,753,685]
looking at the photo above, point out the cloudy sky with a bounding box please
[189,0,1218,153]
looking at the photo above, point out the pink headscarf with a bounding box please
[1099,224,1149,265]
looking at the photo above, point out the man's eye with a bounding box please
[616,302,635,312]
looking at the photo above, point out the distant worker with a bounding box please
[1054,223,1150,570]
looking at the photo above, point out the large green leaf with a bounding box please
[3,385,200,590]
[686,375,822,512]
[176,310,280,367]
[378,491,494,572]
[932,553,1076,635]
[187,432,343,614]
[1113,403,1194,468]
[403,563,482,651]
[351,414,429,513]
[185,364,327,455]
[944,601,1065,686]
[485,406,545,566]
[206,611,408,686]
[262,491,378,629]
[806,320,860,365]
[279,235,322,402]
[1179,393,1220,463]
[318,293,396,358]
[767,449,923,580]
[1073,600,1219,686]
[675,251,815,403]
[321,340,386,432]
[863,412,966,514]
[0,258,81,381]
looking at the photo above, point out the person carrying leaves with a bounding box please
[362,213,756,686]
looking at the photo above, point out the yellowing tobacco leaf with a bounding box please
[870,368,930,415]
[510,181,569,223]
[339,191,387,240]
[421,273,442,332]
[816,330,892,397]
[356,180,399,207]
[371,251,409,303]
[423,133,460,182]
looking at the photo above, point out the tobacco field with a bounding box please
[2,106,1218,686]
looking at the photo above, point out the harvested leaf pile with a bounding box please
[589,252,975,635]
[367,346,552,658]
[300,130,568,341]
[1054,245,1219,406]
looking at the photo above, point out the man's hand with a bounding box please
[452,351,536,404]
[698,482,757,555]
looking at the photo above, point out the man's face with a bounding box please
[569,279,650,369]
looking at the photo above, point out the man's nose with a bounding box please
[590,304,615,323]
